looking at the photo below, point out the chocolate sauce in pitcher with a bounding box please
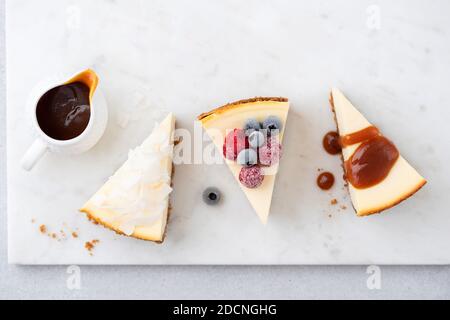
[36,82,91,140]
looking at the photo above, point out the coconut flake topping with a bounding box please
[91,120,173,235]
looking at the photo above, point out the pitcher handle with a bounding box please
[20,138,48,171]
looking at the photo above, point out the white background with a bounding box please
[1,0,450,298]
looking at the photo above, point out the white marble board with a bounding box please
[7,0,450,264]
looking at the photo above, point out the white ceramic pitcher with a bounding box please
[20,69,108,171]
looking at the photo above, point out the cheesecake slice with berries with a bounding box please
[198,97,289,224]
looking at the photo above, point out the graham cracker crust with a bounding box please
[197,96,288,121]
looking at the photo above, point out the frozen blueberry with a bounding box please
[262,116,282,135]
[236,148,258,167]
[244,118,261,135]
[202,187,221,205]
[248,131,265,149]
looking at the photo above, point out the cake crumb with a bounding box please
[340,205,347,210]
[51,233,57,239]
[85,242,94,251]
[85,239,100,254]
[330,199,338,205]
[39,225,47,234]
[72,232,78,238]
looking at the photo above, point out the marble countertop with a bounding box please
[1,0,450,299]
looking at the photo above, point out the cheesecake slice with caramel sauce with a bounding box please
[330,88,426,216]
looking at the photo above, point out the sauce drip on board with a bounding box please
[323,131,341,155]
[36,82,91,140]
[317,172,335,190]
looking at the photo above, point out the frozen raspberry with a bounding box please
[258,137,282,166]
[239,166,264,188]
[266,135,281,147]
[223,129,248,160]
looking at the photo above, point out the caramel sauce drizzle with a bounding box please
[341,126,399,189]
[340,126,380,147]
